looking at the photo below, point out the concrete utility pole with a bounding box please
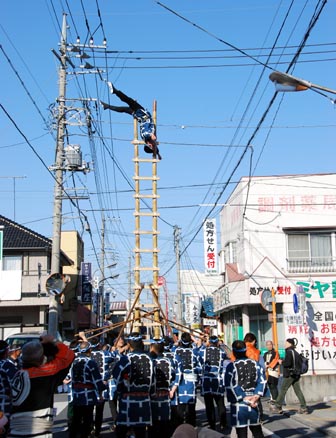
[49,14,68,337]
[174,225,183,325]
[99,215,105,328]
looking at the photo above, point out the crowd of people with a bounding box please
[0,329,308,438]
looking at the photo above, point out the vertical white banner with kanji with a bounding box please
[183,293,201,327]
[203,218,218,275]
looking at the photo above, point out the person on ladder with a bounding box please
[101,83,162,160]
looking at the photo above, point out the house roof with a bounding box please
[110,301,127,311]
[0,215,51,249]
[0,214,73,266]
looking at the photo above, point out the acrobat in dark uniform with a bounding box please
[101,83,162,160]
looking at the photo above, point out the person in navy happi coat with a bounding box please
[173,332,201,426]
[0,340,18,435]
[198,335,228,430]
[149,338,181,438]
[90,338,114,437]
[69,342,106,438]
[112,333,155,438]
[225,340,266,438]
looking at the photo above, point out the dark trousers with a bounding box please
[69,404,94,438]
[176,403,196,426]
[108,88,144,115]
[275,376,306,409]
[203,393,227,429]
[109,398,118,423]
[150,420,171,438]
[116,425,149,438]
[94,401,105,434]
[171,405,181,431]
[236,425,264,438]
[267,376,279,400]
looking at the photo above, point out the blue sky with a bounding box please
[1,0,335,304]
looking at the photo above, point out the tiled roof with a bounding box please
[110,301,127,311]
[0,214,51,249]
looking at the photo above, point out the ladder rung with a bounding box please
[134,249,159,253]
[133,284,159,290]
[134,194,159,199]
[134,230,159,235]
[136,322,162,326]
[133,158,160,163]
[133,176,159,181]
[134,212,160,217]
[134,267,160,271]
[135,304,159,308]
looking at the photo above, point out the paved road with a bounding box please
[52,394,327,438]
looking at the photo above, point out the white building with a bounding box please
[215,173,336,376]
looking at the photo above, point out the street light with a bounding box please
[269,71,336,103]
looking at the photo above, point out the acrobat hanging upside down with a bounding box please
[101,83,162,160]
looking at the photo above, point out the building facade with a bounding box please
[0,216,93,339]
[214,174,336,375]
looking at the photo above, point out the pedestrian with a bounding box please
[173,332,201,427]
[149,338,180,438]
[69,341,106,438]
[0,341,18,437]
[198,335,228,431]
[90,337,114,438]
[270,338,308,414]
[263,341,280,401]
[162,336,182,432]
[112,332,155,438]
[108,337,128,432]
[9,335,75,438]
[243,333,260,362]
[7,344,21,369]
[101,84,162,160]
[225,340,266,438]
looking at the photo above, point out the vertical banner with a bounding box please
[80,262,92,304]
[184,293,201,328]
[203,218,218,274]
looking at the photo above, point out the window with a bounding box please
[3,255,22,271]
[287,232,335,273]
[224,241,237,264]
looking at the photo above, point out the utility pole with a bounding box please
[48,14,68,337]
[174,225,182,325]
[99,215,105,328]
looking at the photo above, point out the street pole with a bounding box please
[174,225,183,325]
[271,287,279,351]
[99,215,105,328]
[49,13,67,337]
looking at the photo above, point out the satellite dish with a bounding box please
[46,273,70,295]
